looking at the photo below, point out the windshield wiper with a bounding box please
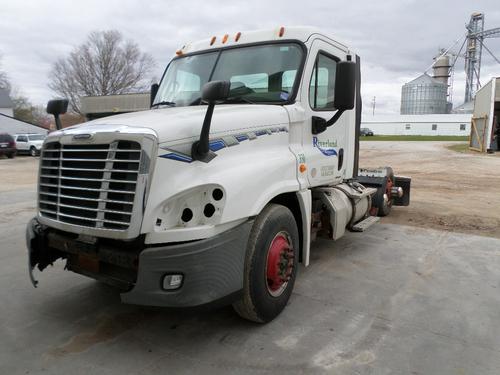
[221,96,255,105]
[189,96,255,106]
[151,101,176,108]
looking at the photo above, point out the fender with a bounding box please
[296,189,312,266]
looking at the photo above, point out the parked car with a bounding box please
[13,133,46,156]
[360,127,374,136]
[0,133,16,158]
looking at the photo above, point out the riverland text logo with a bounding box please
[313,137,337,156]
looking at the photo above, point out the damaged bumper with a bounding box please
[26,217,61,287]
[26,216,252,307]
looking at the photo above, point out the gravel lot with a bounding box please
[1,144,500,374]
[361,141,500,239]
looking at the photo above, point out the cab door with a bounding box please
[299,39,353,188]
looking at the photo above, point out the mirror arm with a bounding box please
[191,102,217,162]
[54,114,62,130]
[312,109,345,135]
[191,80,230,162]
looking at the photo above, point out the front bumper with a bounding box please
[122,220,252,307]
[27,217,253,308]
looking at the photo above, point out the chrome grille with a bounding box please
[39,140,142,231]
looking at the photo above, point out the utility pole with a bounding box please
[371,96,376,116]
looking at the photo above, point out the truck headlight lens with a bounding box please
[154,184,226,231]
[162,274,183,290]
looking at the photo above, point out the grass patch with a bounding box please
[360,135,469,142]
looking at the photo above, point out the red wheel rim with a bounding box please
[265,231,294,297]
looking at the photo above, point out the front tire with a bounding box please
[30,147,37,157]
[233,204,299,323]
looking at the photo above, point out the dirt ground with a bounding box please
[1,142,499,238]
[0,155,39,192]
[360,141,500,239]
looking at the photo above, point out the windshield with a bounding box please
[28,135,46,141]
[153,43,303,107]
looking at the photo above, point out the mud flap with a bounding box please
[26,217,63,287]
[357,167,412,208]
[393,176,411,206]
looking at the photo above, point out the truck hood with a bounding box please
[64,105,290,144]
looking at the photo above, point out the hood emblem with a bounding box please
[72,134,93,140]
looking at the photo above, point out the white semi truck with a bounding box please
[27,27,410,323]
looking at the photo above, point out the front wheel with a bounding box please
[30,147,38,157]
[233,204,299,323]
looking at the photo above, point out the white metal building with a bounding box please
[0,88,14,116]
[0,113,48,135]
[81,93,150,120]
[362,114,472,136]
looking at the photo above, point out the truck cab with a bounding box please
[27,27,410,323]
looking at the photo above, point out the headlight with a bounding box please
[154,184,226,231]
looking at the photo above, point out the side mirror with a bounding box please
[201,80,231,103]
[150,83,159,107]
[312,60,356,135]
[334,61,356,110]
[192,81,231,162]
[46,99,69,130]
[46,99,69,116]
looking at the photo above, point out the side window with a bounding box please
[405,124,411,130]
[309,53,338,110]
[460,124,466,131]
[432,124,438,131]
[17,136,27,142]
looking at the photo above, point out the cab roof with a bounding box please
[175,27,350,56]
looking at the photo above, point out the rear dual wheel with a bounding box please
[378,167,394,217]
[233,204,299,323]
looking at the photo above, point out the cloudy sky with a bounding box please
[1,0,499,115]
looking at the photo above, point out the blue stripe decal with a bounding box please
[160,153,193,163]
[235,134,249,142]
[255,130,268,136]
[209,139,226,152]
[317,148,338,157]
[159,126,289,162]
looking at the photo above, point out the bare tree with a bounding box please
[0,53,11,92]
[48,30,156,113]
[11,94,49,125]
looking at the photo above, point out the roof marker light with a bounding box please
[222,34,229,44]
[279,26,285,37]
[235,32,241,42]
[175,49,183,56]
[210,36,216,46]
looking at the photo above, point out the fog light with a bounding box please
[162,274,183,290]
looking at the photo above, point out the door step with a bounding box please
[351,216,380,232]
